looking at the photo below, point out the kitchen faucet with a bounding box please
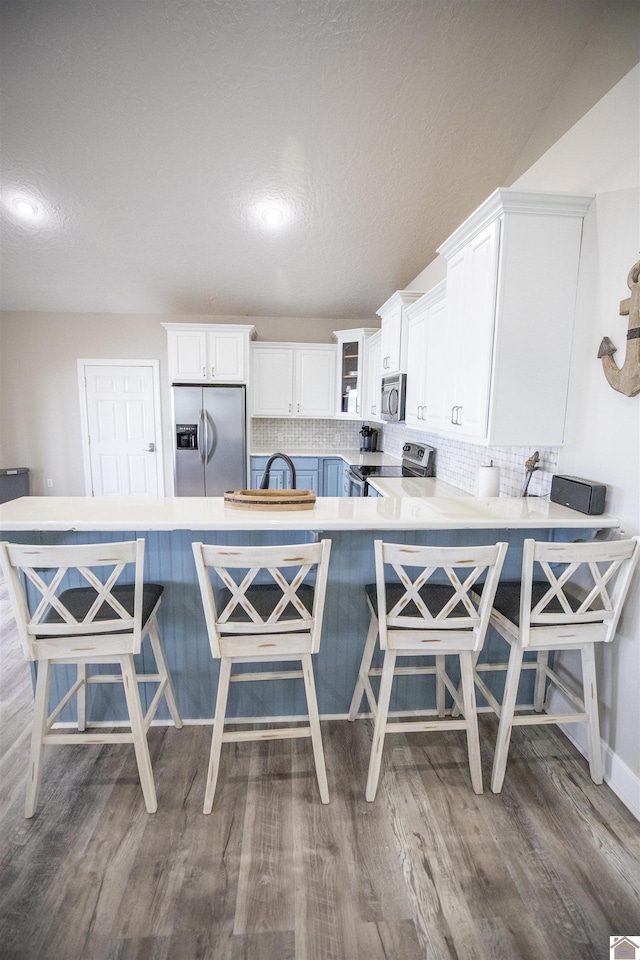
[259,453,297,489]
[520,450,540,497]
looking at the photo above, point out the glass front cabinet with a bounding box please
[332,328,379,420]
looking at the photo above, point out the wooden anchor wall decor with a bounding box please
[597,258,640,396]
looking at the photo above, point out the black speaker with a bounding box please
[550,475,606,515]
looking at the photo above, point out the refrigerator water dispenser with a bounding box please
[176,424,198,449]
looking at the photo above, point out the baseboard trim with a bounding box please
[559,722,640,821]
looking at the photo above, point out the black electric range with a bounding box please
[347,443,436,496]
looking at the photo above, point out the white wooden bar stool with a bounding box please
[348,539,507,800]
[0,538,182,817]
[192,538,332,813]
[475,536,640,793]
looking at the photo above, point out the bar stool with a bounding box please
[0,538,182,817]
[192,538,332,813]
[348,539,507,800]
[476,536,640,793]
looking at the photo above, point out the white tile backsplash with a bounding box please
[379,421,558,497]
[251,418,362,450]
[251,418,559,497]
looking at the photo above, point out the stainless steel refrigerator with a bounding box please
[173,384,246,496]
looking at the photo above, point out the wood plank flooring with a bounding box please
[1,577,639,960]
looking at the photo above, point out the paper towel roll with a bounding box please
[477,464,500,498]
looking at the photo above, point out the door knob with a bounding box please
[145,442,156,452]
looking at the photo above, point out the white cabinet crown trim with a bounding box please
[162,322,257,337]
[437,188,593,260]
[405,280,447,319]
[331,327,379,341]
[375,289,424,319]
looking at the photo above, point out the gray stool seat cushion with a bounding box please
[365,581,470,620]
[488,580,585,626]
[217,582,314,623]
[43,583,163,631]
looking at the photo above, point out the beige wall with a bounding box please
[0,313,363,496]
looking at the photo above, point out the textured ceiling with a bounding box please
[0,0,620,319]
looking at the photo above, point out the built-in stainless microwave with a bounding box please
[380,373,406,422]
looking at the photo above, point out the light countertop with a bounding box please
[250,448,401,466]
[0,496,619,533]
[368,477,470,498]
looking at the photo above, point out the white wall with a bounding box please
[513,66,640,806]
[404,65,640,810]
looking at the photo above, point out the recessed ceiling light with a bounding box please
[12,197,39,218]
[261,206,285,226]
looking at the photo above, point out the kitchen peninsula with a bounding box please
[0,495,619,724]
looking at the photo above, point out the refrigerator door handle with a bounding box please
[198,410,206,465]
[205,411,217,464]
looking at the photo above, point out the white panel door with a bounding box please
[82,363,161,496]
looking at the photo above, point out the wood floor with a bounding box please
[2,580,639,960]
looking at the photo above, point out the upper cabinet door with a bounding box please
[296,347,336,418]
[376,291,424,376]
[405,309,428,427]
[405,282,448,431]
[251,346,295,416]
[380,302,402,374]
[454,220,500,439]
[332,328,379,420]
[169,329,208,381]
[422,293,450,433]
[206,330,246,382]
[363,331,382,421]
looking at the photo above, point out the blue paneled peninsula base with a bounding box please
[0,495,616,725]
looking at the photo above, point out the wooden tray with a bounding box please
[223,489,316,510]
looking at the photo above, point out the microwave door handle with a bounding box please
[205,411,217,464]
[197,411,206,465]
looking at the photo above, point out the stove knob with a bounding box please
[402,443,410,452]
[417,448,424,457]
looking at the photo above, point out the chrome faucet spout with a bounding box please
[259,453,297,490]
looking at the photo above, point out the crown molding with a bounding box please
[437,189,594,260]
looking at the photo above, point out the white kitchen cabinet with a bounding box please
[404,281,447,430]
[435,188,592,446]
[363,330,383,421]
[376,290,424,375]
[440,220,499,439]
[332,328,379,419]
[163,323,256,383]
[251,343,337,418]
